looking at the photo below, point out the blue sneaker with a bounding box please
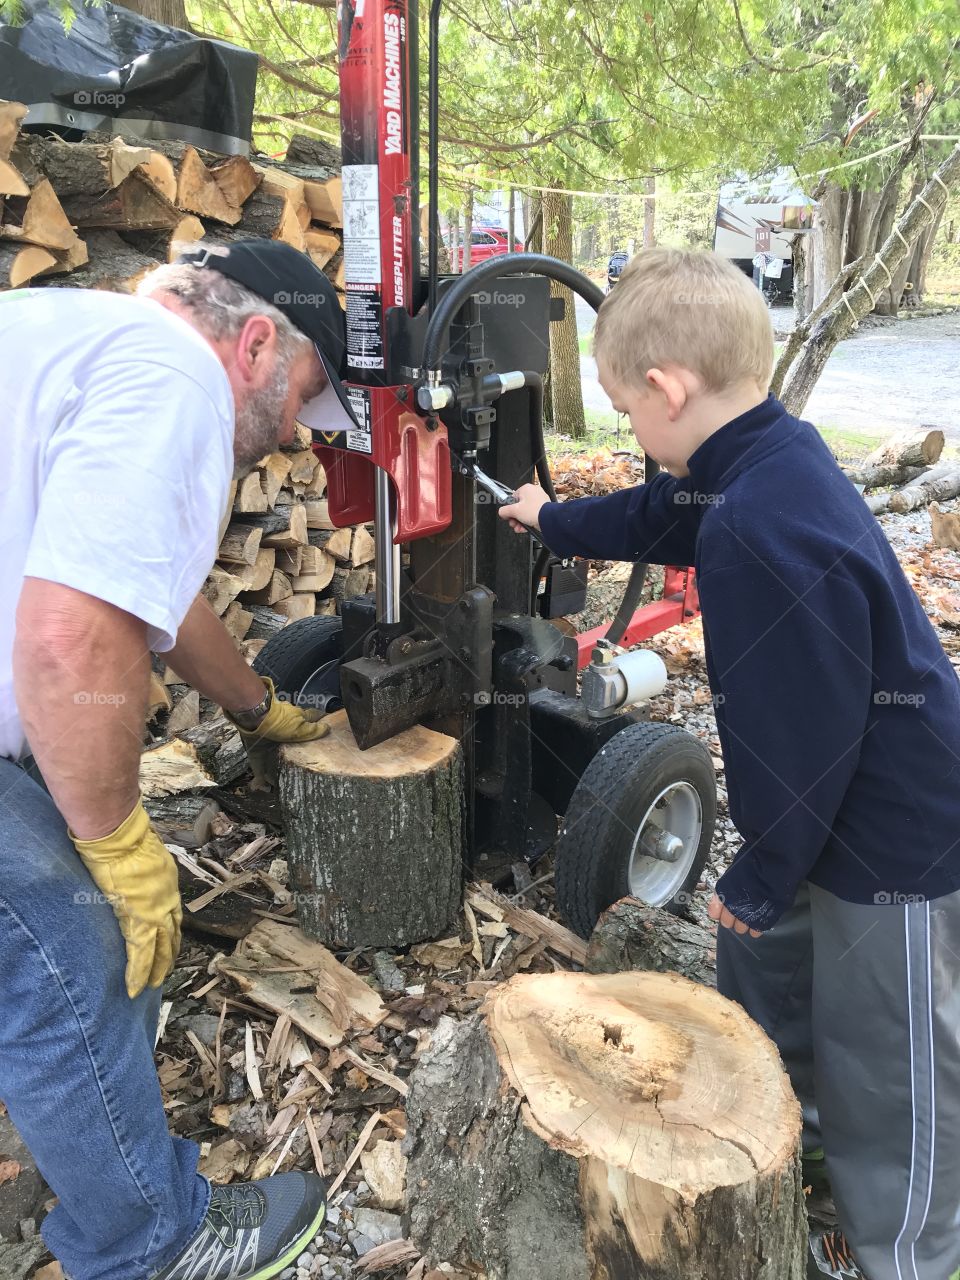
[150,1173,326,1280]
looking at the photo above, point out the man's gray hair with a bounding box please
[137,248,311,363]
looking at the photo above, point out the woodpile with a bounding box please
[844,427,960,515]
[0,100,344,290]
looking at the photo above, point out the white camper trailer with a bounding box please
[713,172,815,302]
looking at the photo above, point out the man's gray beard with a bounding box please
[232,354,295,478]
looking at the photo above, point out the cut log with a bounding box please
[293,567,335,594]
[274,546,304,578]
[0,100,28,163]
[219,523,263,566]
[233,470,269,514]
[57,168,182,231]
[301,460,327,499]
[273,593,315,621]
[243,569,294,607]
[404,972,806,1280]
[351,524,375,567]
[279,710,463,946]
[329,566,373,608]
[41,235,90,276]
[246,605,289,641]
[222,601,253,641]
[177,717,248,787]
[208,154,261,209]
[52,230,157,291]
[311,524,352,558]
[251,163,310,229]
[166,689,201,736]
[285,134,342,169]
[845,461,926,490]
[236,188,304,249]
[862,428,945,470]
[174,146,242,225]
[929,502,960,550]
[140,738,216,799]
[262,504,308,549]
[585,897,716,986]
[304,226,341,270]
[287,448,320,485]
[137,153,178,204]
[0,178,81,251]
[202,564,247,615]
[35,137,160,195]
[0,156,29,197]
[236,547,276,592]
[147,670,173,719]
[0,242,56,287]
[298,545,330,577]
[146,793,222,849]
[258,453,293,507]
[305,499,338,532]
[121,214,205,263]
[214,919,387,1048]
[324,248,345,291]
[887,463,960,514]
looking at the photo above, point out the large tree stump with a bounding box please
[404,971,806,1280]
[279,710,462,946]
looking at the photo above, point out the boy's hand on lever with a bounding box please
[498,483,548,534]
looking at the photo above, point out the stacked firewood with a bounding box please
[844,428,959,516]
[209,441,376,667]
[0,98,343,289]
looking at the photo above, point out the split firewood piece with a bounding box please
[146,793,222,849]
[136,152,178,203]
[202,564,247,615]
[208,154,261,209]
[285,133,342,169]
[246,605,289,641]
[273,593,315,621]
[862,427,945,471]
[222,601,253,641]
[147,670,173,719]
[304,227,341,270]
[167,689,201,736]
[243,504,308,549]
[274,546,304,578]
[405,971,806,1280]
[0,100,28,163]
[251,164,310,230]
[35,137,163,194]
[58,168,182,231]
[243,569,294,608]
[258,453,293,507]
[324,249,345,292]
[311,525,353,560]
[214,918,387,1048]
[287,448,320,485]
[174,145,242,225]
[235,547,276,592]
[0,178,81,251]
[305,499,338,533]
[0,156,29,197]
[49,230,158,291]
[301,461,327,499]
[235,188,304,250]
[0,242,56,287]
[467,883,588,967]
[351,525,375,567]
[122,214,205,263]
[585,896,716,986]
[292,554,335,594]
[233,470,269,514]
[219,522,264,566]
[279,711,463,947]
[139,737,216,799]
[329,566,373,609]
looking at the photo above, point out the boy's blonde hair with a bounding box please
[594,248,774,394]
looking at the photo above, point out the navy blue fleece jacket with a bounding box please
[539,396,960,930]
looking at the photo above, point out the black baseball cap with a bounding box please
[176,239,361,437]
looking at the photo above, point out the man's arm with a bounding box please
[14,579,150,839]
[163,595,266,715]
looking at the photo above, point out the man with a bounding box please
[0,242,361,1280]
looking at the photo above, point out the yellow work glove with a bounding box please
[72,801,182,999]
[227,676,329,789]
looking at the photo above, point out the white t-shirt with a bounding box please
[0,289,234,760]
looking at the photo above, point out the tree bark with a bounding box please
[585,897,716,986]
[887,464,960,514]
[811,183,845,308]
[113,0,191,30]
[279,710,463,947]
[462,186,474,272]
[779,144,960,416]
[404,971,806,1280]
[543,189,586,439]
[846,463,926,492]
[861,428,944,471]
[643,176,656,248]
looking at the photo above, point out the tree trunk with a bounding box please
[847,188,881,262]
[448,206,459,274]
[907,200,944,305]
[861,428,944,470]
[643,176,656,248]
[791,232,810,324]
[886,464,960,514]
[543,189,586,439]
[404,971,806,1280]
[585,898,716,986]
[847,463,926,492]
[462,187,474,272]
[811,184,845,308]
[114,0,191,28]
[779,144,960,415]
[279,710,463,947]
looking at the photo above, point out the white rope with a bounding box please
[932,173,950,196]
[842,293,860,329]
[894,226,911,253]
[860,276,877,308]
[875,256,893,288]
[916,195,936,217]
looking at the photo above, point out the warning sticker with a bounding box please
[342,164,381,285]
[345,387,373,453]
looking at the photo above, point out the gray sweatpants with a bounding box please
[717,882,960,1280]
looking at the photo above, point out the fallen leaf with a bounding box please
[0,1159,21,1185]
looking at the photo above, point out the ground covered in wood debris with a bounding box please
[5,451,960,1280]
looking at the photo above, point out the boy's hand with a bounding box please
[708,892,763,939]
[498,483,548,533]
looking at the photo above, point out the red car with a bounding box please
[452,226,524,271]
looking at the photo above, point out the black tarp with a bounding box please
[0,0,257,153]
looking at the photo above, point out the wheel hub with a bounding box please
[627,781,702,906]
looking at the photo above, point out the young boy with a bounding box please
[500,249,960,1280]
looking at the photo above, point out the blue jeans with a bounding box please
[0,758,209,1280]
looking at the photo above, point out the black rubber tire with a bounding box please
[252,616,344,711]
[554,721,716,938]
